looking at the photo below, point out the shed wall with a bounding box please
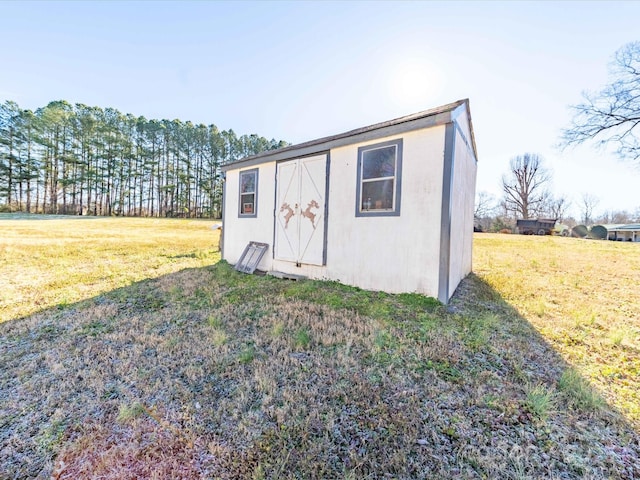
[224,164,277,272]
[302,127,446,296]
[448,122,477,296]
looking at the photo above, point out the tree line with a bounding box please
[0,100,287,217]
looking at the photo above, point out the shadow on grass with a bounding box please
[0,263,639,479]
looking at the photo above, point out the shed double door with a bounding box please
[274,154,327,266]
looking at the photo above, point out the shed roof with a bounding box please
[221,99,477,172]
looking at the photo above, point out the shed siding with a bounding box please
[224,164,277,272]
[448,121,477,296]
[322,127,445,295]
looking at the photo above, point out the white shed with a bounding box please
[220,99,478,303]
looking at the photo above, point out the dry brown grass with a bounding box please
[1,222,639,479]
[0,214,220,323]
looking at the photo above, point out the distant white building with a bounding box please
[220,99,478,303]
[603,224,640,242]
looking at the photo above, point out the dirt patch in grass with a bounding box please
[1,256,639,479]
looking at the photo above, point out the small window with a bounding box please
[356,139,402,216]
[239,169,258,217]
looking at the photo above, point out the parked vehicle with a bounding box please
[516,218,558,235]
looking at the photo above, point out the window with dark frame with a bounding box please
[356,139,402,216]
[239,169,258,217]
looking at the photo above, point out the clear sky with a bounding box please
[1,0,639,219]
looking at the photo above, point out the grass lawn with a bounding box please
[475,234,640,424]
[0,214,220,323]
[0,218,639,479]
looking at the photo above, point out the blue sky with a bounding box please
[2,0,639,218]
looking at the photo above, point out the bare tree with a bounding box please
[474,191,498,231]
[612,210,633,223]
[474,191,494,218]
[502,153,551,219]
[580,193,600,225]
[547,195,571,221]
[595,210,633,224]
[562,42,640,165]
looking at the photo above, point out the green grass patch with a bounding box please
[397,292,440,310]
[271,322,285,337]
[79,320,113,337]
[558,368,606,412]
[117,402,146,423]
[238,345,257,364]
[37,419,67,455]
[293,327,312,349]
[211,329,228,347]
[421,359,463,381]
[207,315,224,329]
[459,312,499,351]
[524,383,556,422]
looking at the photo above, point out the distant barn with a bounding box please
[220,99,478,303]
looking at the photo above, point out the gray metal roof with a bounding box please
[221,99,477,172]
[605,224,640,231]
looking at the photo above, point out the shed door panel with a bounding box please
[274,154,327,266]
[298,155,326,265]
[274,159,299,262]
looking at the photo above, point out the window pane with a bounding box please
[362,146,396,180]
[240,172,256,193]
[361,179,394,210]
[240,194,254,214]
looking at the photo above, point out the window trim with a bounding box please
[355,139,403,217]
[238,168,258,218]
